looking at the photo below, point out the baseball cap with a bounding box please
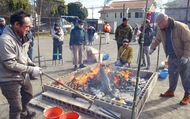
[0,17,5,22]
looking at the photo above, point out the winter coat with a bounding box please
[150,18,190,58]
[0,26,34,82]
[115,24,133,43]
[0,24,6,36]
[117,46,133,63]
[70,26,86,46]
[138,26,153,46]
[51,27,64,46]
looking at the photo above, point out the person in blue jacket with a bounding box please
[0,17,6,36]
[69,20,87,71]
[87,25,96,45]
[138,19,154,70]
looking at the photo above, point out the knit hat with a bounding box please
[78,20,84,25]
[156,13,168,24]
[146,19,150,24]
[123,18,129,21]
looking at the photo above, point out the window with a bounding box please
[106,13,108,17]
[120,12,122,18]
[128,12,131,18]
[135,12,143,18]
[115,13,117,18]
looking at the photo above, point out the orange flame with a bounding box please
[71,64,101,89]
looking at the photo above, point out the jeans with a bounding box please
[0,76,33,119]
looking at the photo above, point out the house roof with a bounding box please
[99,0,155,13]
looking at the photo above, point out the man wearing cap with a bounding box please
[115,39,133,67]
[115,18,133,51]
[0,17,6,36]
[69,20,87,71]
[138,19,154,70]
[149,13,190,105]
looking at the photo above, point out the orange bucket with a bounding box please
[59,111,80,119]
[44,106,64,119]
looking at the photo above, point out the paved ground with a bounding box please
[0,34,190,119]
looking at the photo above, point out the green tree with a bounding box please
[36,0,67,17]
[68,2,88,20]
[8,0,32,13]
[0,0,32,17]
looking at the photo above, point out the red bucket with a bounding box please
[59,111,80,119]
[44,106,64,119]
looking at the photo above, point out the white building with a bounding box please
[99,0,156,28]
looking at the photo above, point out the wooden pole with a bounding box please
[131,0,148,118]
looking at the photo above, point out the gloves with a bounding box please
[180,56,188,66]
[32,67,42,77]
[149,48,155,55]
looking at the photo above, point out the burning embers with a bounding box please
[67,64,147,106]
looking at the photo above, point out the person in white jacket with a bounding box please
[51,23,64,61]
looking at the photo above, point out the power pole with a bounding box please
[123,3,125,18]
[185,0,190,24]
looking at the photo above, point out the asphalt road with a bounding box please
[0,34,189,119]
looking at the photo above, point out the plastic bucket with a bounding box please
[159,69,168,79]
[103,54,109,60]
[59,111,80,119]
[44,106,64,119]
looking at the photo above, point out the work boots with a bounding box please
[160,91,175,97]
[180,95,190,105]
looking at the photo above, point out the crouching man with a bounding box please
[115,39,133,67]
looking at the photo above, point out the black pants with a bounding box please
[53,44,62,60]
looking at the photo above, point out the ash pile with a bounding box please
[67,64,147,107]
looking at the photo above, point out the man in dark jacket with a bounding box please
[138,19,153,69]
[115,18,133,51]
[0,17,6,36]
[70,20,87,71]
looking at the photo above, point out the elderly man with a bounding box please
[0,17,6,36]
[0,10,41,119]
[150,13,190,105]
